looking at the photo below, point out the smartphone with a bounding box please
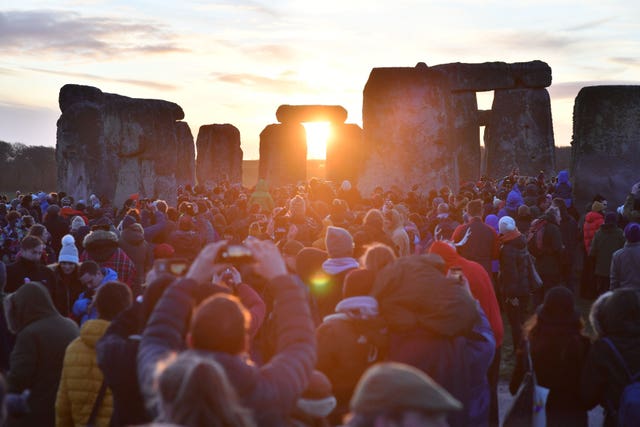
[154,258,189,276]
[215,244,255,264]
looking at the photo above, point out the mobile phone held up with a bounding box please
[154,258,190,277]
[215,244,255,265]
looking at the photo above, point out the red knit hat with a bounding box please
[154,243,175,259]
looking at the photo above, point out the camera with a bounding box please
[215,244,255,264]
[154,258,189,276]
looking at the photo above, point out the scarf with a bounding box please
[322,257,359,275]
[499,229,522,244]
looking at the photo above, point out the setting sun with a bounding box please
[304,122,331,159]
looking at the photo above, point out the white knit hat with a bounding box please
[58,234,79,264]
[498,216,516,234]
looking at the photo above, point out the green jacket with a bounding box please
[5,282,79,427]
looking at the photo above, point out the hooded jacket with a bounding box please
[4,282,79,427]
[56,319,113,427]
[583,211,604,253]
[428,241,504,348]
[118,225,153,287]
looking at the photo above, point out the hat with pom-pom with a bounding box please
[58,234,79,264]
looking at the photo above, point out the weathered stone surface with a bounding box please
[196,124,243,185]
[432,60,551,91]
[359,66,460,194]
[484,88,555,179]
[276,105,348,124]
[56,84,194,205]
[258,123,307,187]
[571,86,640,209]
[450,92,481,184]
[325,124,364,186]
[175,122,196,187]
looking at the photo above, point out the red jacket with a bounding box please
[583,211,604,253]
[428,241,504,348]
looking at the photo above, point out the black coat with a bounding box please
[499,235,530,298]
[6,258,57,295]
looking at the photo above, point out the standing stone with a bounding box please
[484,88,555,179]
[359,65,459,195]
[258,123,307,187]
[571,86,640,209]
[196,124,242,186]
[56,84,195,206]
[176,122,196,187]
[325,123,364,186]
[449,92,481,184]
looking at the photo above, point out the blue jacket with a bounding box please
[72,267,118,325]
[387,303,495,427]
[137,275,316,426]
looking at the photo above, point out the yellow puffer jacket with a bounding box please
[56,319,113,427]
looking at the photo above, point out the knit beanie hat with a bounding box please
[343,268,375,298]
[498,216,516,234]
[58,234,79,264]
[71,216,85,231]
[350,362,462,415]
[325,226,354,258]
[624,222,640,243]
[154,243,175,259]
[592,201,605,213]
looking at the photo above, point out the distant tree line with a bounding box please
[0,141,56,194]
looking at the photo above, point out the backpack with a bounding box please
[602,338,640,427]
[526,218,547,257]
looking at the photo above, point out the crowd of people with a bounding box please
[0,170,639,427]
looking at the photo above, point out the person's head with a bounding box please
[363,209,384,230]
[343,268,375,298]
[281,239,304,272]
[19,236,44,262]
[289,195,306,218]
[347,362,461,427]
[95,281,132,321]
[155,352,255,427]
[498,216,516,234]
[58,234,79,272]
[361,243,396,274]
[545,205,561,224]
[188,294,251,355]
[624,222,640,243]
[79,260,104,290]
[325,226,354,259]
[466,199,483,218]
[598,288,640,337]
[26,224,50,243]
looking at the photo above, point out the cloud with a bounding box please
[243,44,298,61]
[26,67,179,91]
[564,17,616,32]
[609,57,640,67]
[549,80,640,99]
[192,0,278,17]
[485,30,578,51]
[210,71,317,94]
[0,10,187,59]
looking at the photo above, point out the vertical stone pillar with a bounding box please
[571,86,640,209]
[325,123,364,186]
[484,88,555,179]
[258,123,307,187]
[196,124,243,186]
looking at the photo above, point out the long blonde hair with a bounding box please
[155,352,256,427]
